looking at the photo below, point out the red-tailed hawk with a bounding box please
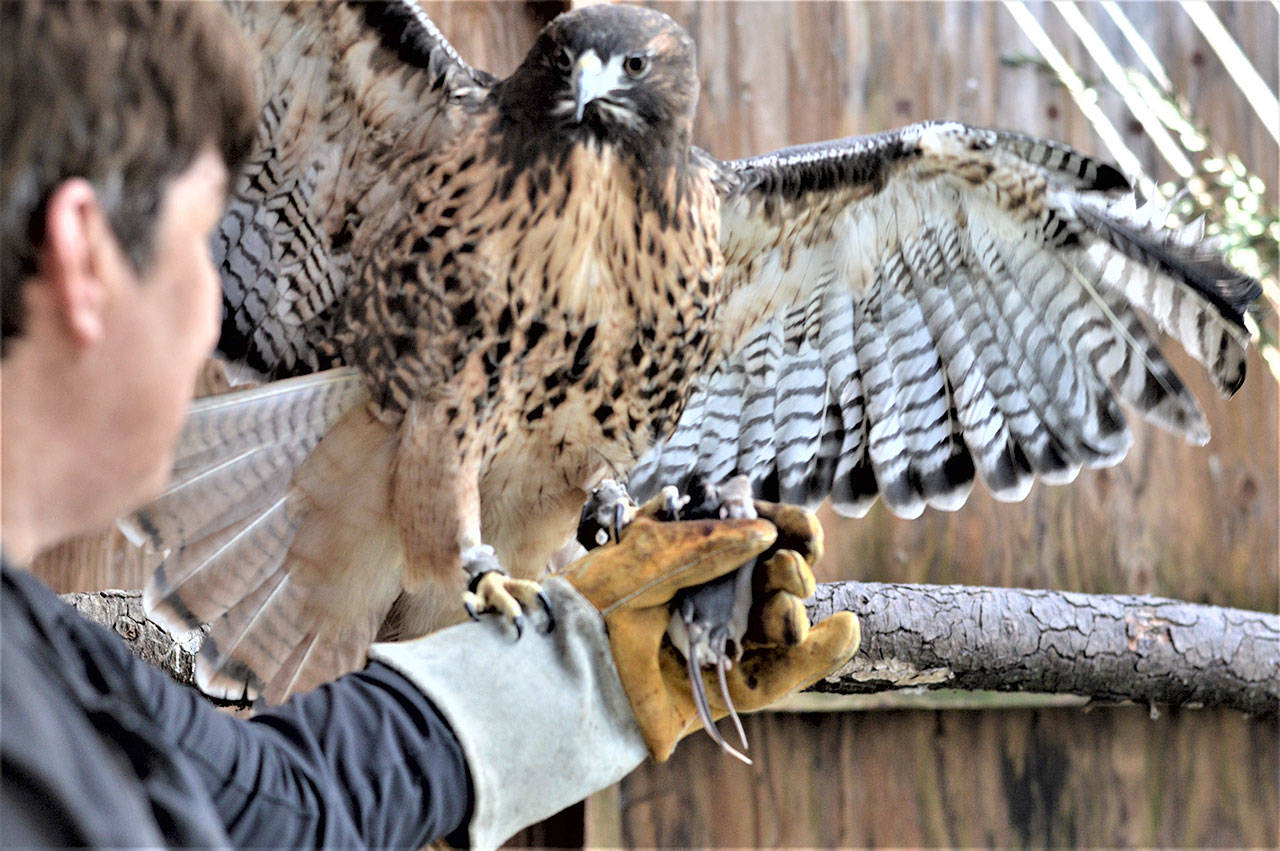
[125,1,1258,703]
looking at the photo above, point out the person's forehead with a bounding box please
[155,149,230,229]
[171,149,229,200]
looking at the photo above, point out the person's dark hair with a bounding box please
[0,0,259,349]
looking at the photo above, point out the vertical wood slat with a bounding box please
[25,2,1277,847]
[620,706,1278,847]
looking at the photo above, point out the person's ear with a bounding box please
[38,179,118,348]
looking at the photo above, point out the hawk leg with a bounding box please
[395,397,551,637]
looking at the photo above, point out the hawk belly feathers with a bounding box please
[122,1,1259,703]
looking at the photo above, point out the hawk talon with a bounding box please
[537,589,556,633]
[467,568,503,595]
[661,485,687,521]
[612,501,627,544]
[462,570,549,640]
[577,479,640,552]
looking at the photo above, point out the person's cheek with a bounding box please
[196,248,221,354]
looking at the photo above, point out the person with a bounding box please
[0,1,859,847]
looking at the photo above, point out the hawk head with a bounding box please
[497,4,698,163]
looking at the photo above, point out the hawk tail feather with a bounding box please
[125,369,366,624]
[125,368,404,701]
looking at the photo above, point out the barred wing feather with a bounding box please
[217,0,492,378]
[628,122,1258,518]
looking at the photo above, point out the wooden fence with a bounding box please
[33,1,1278,846]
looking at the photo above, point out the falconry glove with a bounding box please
[560,507,861,762]
[370,507,856,847]
[369,578,646,851]
[366,511,796,849]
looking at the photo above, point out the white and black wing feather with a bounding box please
[629,121,1258,518]
[217,0,492,378]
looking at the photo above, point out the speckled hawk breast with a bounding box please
[123,0,1259,702]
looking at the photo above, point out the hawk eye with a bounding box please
[553,46,573,72]
[623,54,650,78]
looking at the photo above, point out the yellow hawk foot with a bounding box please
[461,546,552,638]
[577,480,689,551]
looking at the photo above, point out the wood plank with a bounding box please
[619,707,1279,847]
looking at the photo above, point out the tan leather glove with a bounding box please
[560,505,860,761]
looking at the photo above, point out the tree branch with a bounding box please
[60,589,251,710]
[63,583,1278,716]
[807,582,1279,716]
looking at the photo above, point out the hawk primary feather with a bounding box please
[125,1,1258,702]
[630,125,1258,516]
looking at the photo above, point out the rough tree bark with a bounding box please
[59,589,249,708]
[808,582,1279,716]
[63,582,1279,715]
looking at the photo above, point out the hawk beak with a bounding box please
[572,50,610,123]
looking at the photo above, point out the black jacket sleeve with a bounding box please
[151,662,473,847]
[1,562,472,848]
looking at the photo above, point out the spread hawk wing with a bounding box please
[629,122,1259,519]
[126,2,496,699]
[216,0,493,378]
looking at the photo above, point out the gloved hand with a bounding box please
[369,500,857,848]
[559,505,860,761]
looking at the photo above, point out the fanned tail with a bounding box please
[123,367,406,702]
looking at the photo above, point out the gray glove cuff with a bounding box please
[369,577,646,850]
